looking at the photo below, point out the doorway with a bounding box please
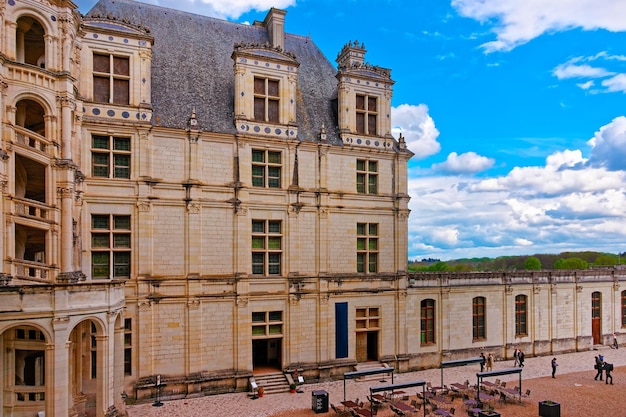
[592,291,602,344]
[356,330,379,362]
[252,338,282,372]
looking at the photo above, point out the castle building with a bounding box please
[0,0,625,416]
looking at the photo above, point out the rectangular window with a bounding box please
[252,149,281,188]
[421,299,436,344]
[124,318,132,375]
[251,311,283,337]
[251,219,282,275]
[92,135,131,179]
[356,307,380,331]
[356,159,378,194]
[355,94,377,135]
[515,295,527,336]
[254,77,280,123]
[472,297,486,340]
[357,223,378,273]
[91,214,131,279]
[93,53,130,105]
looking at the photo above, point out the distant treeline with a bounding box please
[408,251,625,272]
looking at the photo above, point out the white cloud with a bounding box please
[587,116,626,169]
[452,0,626,52]
[431,151,494,174]
[601,74,626,93]
[132,0,295,19]
[408,117,626,260]
[392,104,441,159]
[576,80,594,90]
[552,64,614,80]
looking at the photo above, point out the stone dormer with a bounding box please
[335,41,395,150]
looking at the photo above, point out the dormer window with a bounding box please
[254,77,280,123]
[356,94,377,135]
[93,53,130,105]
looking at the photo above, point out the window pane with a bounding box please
[92,215,110,229]
[113,234,131,248]
[254,78,265,94]
[268,152,281,164]
[93,136,110,149]
[252,165,265,187]
[357,223,366,235]
[368,253,377,272]
[92,252,110,278]
[368,238,377,250]
[368,114,377,135]
[356,95,365,110]
[114,137,131,151]
[252,326,265,335]
[267,80,279,97]
[114,216,131,230]
[254,97,265,121]
[252,221,265,233]
[356,113,365,134]
[356,173,365,193]
[357,238,366,250]
[357,253,365,273]
[113,252,130,277]
[113,56,129,75]
[113,79,129,105]
[114,154,130,178]
[93,54,110,73]
[268,324,282,334]
[368,175,377,194]
[252,253,264,274]
[368,161,377,172]
[92,234,110,248]
[267,166,280,188]
[252,236,265,249]
[268,99,279,123]
[93,76,110,103]
[357,160,366,171]
[252,150,265,163]
[268,253,280,274]
[252,312,266,322]
[269,311,282,321]
[368,97,377,111]
[268,237,281,250]
[368,224,378,235]
[268,221,281,233]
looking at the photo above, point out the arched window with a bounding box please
[420,299,435,344]
[16,16,46,67]
[472,297,486,340]
[515,294,527,336]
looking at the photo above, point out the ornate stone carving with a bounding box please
[137,201,151,212]
[0,273,12,286]
[57,271,86,283]
[187,202,200,213]
[57,186,74,199]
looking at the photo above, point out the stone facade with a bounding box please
[0,0,625,416]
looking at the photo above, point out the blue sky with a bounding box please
[75,0,626,261]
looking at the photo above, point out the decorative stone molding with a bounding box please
[138,301,152,309]
[0,273,12,286]
[318,208,328,219]
[57,271,86,283]
[186,202,200,213]
[137,200,151,212]
[398,210,410,220]
[187,299,201,309]
[236,296,249,307]
[57,186,74,199]
[0,149,8,160]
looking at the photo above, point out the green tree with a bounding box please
[554,257,588,270]
[524,256,542,270]
[595,254,617,266]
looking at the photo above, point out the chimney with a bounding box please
[264,8,286,50]
[336,40,366,69]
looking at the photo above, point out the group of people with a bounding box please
[479,352,494,372]
[594,354,614,384]
[513,348,525,368]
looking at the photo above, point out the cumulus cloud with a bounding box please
[553,54,626,93]
[408,117,626,260]
[392,104,441,159]
[452,0,626,52]
[587,116,626,169]
[601,74,626,93]
[131,0,294,19]
[431,151,494,174]
[552,64,614,80]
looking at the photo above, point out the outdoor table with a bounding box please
[355,407,373,417]
[341,400,359,409]
[393,402,416,412]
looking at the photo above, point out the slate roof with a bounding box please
[84,0,342,145]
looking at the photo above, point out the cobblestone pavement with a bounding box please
[125,347,625,417]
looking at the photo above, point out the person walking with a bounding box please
[594,355,604,381]
[486,353,494,372]
[551,357,558,378]
[518,350,525,368]
[613,333,619,349]
[513,348,520,367]
[605,362,614,384]
[480,352,486,372]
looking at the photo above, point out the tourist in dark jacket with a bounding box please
[594,356,604,381]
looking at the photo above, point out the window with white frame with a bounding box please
[92,134,131,179]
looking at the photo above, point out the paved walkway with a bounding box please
[125,347,625,417]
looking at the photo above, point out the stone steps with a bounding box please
[254,372,291,395]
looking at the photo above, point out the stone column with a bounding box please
[95,334,109,417]
[52,318,71,417]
